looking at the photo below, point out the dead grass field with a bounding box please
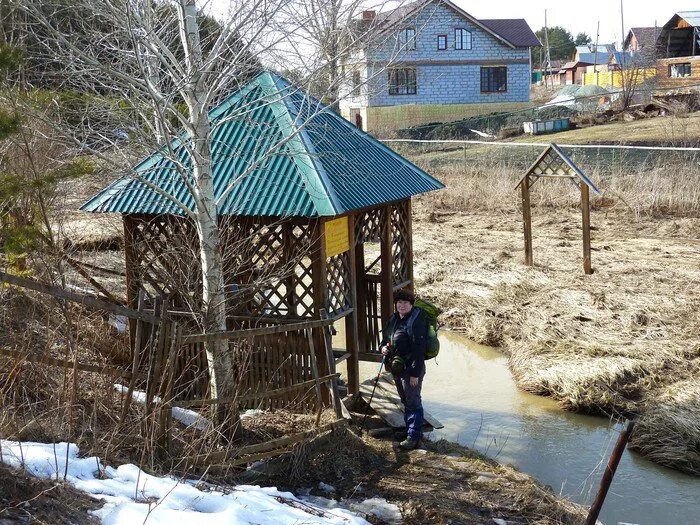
[406,146,700,476]
[511,112,700,146]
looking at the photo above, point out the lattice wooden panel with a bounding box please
[529,148,574,177]
[220,221,315,319]
[130,216,201,308]
[391,203,410,286]
[326,252,352,316]
[355,208,383,245]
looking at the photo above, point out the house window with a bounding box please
[388,68,417,95]
[455,28,472,50]
[351,70,361,96]
[399,27,416,50]
[437,34,447,51]
[669,63,691,78]
[481,66,508,93]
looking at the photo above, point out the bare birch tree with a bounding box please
[19,0,416,440]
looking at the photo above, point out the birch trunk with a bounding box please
[179,0,240,441]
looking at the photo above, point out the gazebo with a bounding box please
[82,71,443,402]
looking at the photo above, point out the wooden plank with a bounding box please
[0,347,144,380]
[173,374,341,408]
[358,352,384,363]
[181,316,338,344]
[321,309,346,419]
[119,289,146,425]
[0,271,159,324]
[64,257,120,303]
[307,332,324,412]
[333,352,351,365]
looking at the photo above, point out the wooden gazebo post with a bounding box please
[517,144,602,275]
[379,205,394,327]
[345,213,360,395]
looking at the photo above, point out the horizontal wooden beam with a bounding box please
[172,373,341,408]
[0,347,145,381]
[358,352,384,363]
[182,316,343,344]
[0,271,158,324]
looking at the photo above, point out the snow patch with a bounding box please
[0,440,381,525]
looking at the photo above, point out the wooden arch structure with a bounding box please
[83,72,443,409]
[517,144,603,275]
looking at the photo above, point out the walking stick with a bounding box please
[360,355,386,433]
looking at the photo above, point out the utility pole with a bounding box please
[544,9,552,88]
[620,0,625,51]
[593,20,600,85]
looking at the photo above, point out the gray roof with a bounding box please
[625,27,659,50]
[677,11,700,27]
[365,0,540,48]
[479,19,541,47]
[576,44,616,65]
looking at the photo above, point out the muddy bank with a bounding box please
[241,414,589,525]
[411,204,700,475]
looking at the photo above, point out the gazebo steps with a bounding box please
[359,373,444,431]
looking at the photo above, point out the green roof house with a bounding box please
[83,71,443,398]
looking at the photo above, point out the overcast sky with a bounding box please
[206,0,693,48]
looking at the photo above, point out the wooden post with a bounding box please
[355,241,368,354]
[321,309,343,419]
[345,214,360,395]
[581,183,593,275]
[311,219,331,404]
[306,331,324,425]
[123,216,140,347]
[521,177,534,267]
[404,199,415,295]
[379,205,394,326]
[586,420,635,525]
[157,322,181,454]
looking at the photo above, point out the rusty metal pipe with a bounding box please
[586,420,636,525]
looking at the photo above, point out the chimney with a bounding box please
[362,10,376,21]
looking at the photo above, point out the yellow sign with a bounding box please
[325,217,350,258]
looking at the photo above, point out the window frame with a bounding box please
[388,68,417,96]
[480,66,508,93]
[455,28,472,50]
[669,62,691,78]
[437,34,447,51]
[399,27,417,50]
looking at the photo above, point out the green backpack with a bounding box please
[407,298,441,360]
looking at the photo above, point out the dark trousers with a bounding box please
[393,370,425,440]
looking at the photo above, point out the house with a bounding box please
[558,44,617,85]
[339,0,540,131]
[655,11,700,87]
[624,27,660,61]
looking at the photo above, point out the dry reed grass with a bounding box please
[406,143,700,475]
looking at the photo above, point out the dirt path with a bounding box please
[410,203,700,475]
[249,417,588,525]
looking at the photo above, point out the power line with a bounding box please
[382,138,700,153]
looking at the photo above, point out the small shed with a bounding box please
[517,144,602,275]
[81,71,444,401]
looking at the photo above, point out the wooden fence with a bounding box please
[0,271,348,464]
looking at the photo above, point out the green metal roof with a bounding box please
[81,71,444,218]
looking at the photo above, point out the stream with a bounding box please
[353,331,700,525]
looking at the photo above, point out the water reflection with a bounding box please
[353,332,700,525]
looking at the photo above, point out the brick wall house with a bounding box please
[339,0,540,131]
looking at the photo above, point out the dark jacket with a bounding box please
[380,307,427,376]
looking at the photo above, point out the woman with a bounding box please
[379,289,427,450]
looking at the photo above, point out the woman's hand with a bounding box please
[381,345,390,356]
[410,376,419,387]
